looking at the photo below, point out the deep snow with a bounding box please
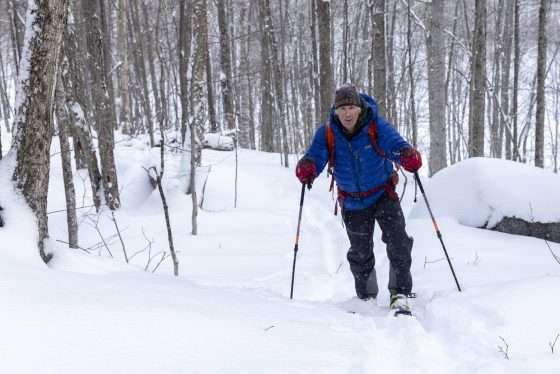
[1,132,560,373]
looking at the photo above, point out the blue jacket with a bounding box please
[304,93,410,211]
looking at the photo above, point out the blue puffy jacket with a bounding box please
[303,93,410,211]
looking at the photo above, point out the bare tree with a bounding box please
[190,0,209,235]
[217,0,236,131]
[512,0,520,161]
[534,0,548,168]
[55,65,78,249]
[317,0,334,121]
[468,0,487,157]
[82,0,121,210]
[426,0,447,174]
[259,0,274,151]
[178,0,191,147]
[117,0,131,133]
[11,0,69,263]
[371,0,387,117]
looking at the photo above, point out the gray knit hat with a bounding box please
[334,84,361,109]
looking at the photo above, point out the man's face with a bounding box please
[335,105,362,132]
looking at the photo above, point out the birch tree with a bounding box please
[426,0,447,174]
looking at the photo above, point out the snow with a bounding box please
[410,157,560,227]
[203,132,234,151]
[1,137,560,373]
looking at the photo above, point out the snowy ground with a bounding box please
[1,133,560,373]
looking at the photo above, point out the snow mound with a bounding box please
[409,157,560,228]
[203,133,234,151]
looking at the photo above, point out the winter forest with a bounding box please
[0,0,559,259]
[1,0,560,372]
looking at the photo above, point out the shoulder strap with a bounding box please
[325,123,336,192]
[326,122,335,175]
[367,119,386,158]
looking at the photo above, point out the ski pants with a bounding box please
[342,193,413,299]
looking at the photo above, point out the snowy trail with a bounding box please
[2,141,560,373]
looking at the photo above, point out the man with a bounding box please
[295,84,422,313]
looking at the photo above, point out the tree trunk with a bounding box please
[140,0,162,132]
[191,0,208,235]
[310,0,321,128]
[82,0,121,209]
[117,0,131,134]
[259,0,274,152]
[129,0,154,146]
[468,0,487,157]
[501,0,514,160]
[534,0,547,168]
[12,0,69,263]
[98,0,118,131]
[178,0,191,147]
[426,0,447,175]
[8,0,25,77]
[406,0,418,147]
[342,0,348,83]
[371,0,386,117]
[512,0,520,161]
[217,0,235,131]
[317,0,333,121]
[262,0,289,166]
[61,13,103,210]
[55,67,78,249]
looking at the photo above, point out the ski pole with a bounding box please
[414,172,462,292]
[290,183,307,299]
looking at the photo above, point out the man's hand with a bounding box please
[400,148,422,172]
[295,159,317,186]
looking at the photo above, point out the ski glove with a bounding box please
[296,159,317,186]
[399,147,422,172]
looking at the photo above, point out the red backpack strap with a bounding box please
[325,123,336,192]
[367,119,386,158]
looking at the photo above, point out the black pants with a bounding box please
[342,194,413,299]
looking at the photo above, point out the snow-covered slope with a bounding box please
[1,137,559,373]
[409,157,560,227]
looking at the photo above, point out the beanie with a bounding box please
[334,84,361,109]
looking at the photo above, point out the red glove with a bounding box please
[296,159,317,186]
[400,148,422,172]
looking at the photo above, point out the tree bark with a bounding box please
[426,0,447,175]
[406,0,418,147]
[82,0,121,209]
[55,67,78,249]
[512,0,520,161]
[117,0,131,134]
[61,13,103,210]
[12,0,69,263]
[468,0,487,157]
[501,0,514,160]
[534,0,547,168]
[191,0,209,235]
[259,0,274,152]
[178,0,191,147]
[317,0,333,121]
[371,0,386,117]
[217,0,235,131]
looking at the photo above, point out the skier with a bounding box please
[295,84,422,313]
